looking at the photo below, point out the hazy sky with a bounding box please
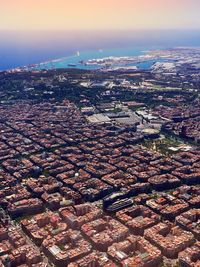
[1,0,200,31]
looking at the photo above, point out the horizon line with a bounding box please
[1,28,200,32]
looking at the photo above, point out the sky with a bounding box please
[1,0,200,31]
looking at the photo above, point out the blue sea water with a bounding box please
[0,30,200,71]
[35,46,161,71]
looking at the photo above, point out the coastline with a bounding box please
[18,46,163,72]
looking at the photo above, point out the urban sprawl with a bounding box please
[0,47,200,267]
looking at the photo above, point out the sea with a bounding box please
[0,30,200,71]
